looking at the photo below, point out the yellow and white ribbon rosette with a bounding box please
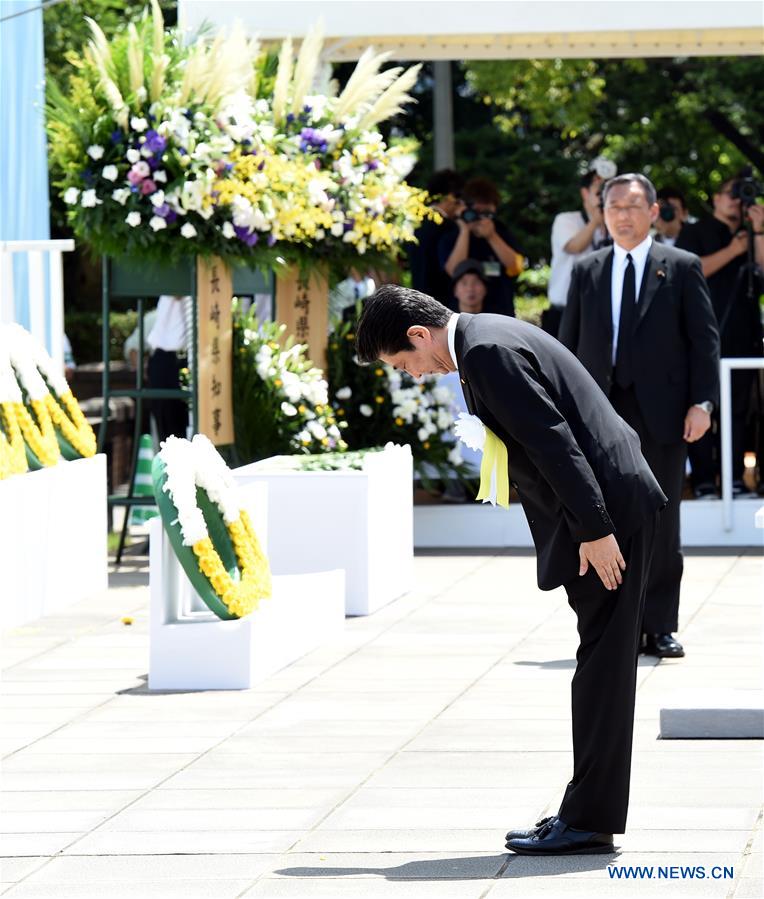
[454,412,510,509]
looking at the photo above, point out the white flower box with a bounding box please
[0,455,108,629]
[148,483,345,690]
[233,444,414,617]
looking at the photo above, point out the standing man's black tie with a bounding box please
[615,253,636,389]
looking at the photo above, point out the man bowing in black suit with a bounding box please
[356,285,667,855]
[560,174,720,660]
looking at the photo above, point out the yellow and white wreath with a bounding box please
[154,434,272,620]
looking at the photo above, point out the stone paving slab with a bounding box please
[1,550,762,898]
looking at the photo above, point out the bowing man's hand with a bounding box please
[683,405,711,443]
[579,534,626,591]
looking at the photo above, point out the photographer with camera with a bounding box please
[676,170,764,497]
[545,158,615,337]
[654,187,690,247]
[439,177,524,316]
[409,169,465,307]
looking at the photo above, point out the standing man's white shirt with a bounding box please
[548,211,607,307]
[610,235,651,365]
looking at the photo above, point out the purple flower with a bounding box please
[343,221,354,233]
[366,160,379,171]
[154,203,171,217]
[110,130,123,145]
[144,130,167,154]
[139,178,157,195]
[165,209,178,224]
[267,234,277,247]
[257,160,265,171]
[234,226,259,247]
[286,113,295,125]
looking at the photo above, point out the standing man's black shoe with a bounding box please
[642,633,684,658]
[505,815,555,842]
[506,817,615,855]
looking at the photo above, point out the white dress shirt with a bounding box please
[548,211,606,307]
[611,236,651,365]
[447,313,460,370]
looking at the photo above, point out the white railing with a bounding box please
[720,357,764,531]
[0,239,75,372]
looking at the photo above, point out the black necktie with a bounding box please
[614,253,636,389]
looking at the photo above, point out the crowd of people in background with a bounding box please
[406,162,764,504]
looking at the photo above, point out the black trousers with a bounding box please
[557,511,658,834]
[147,349,188,444]
[688,368,755,487]
[610,385,686,633]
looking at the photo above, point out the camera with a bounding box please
[731,166,764,208]
[461,206,494,224]
[659,202,676,223]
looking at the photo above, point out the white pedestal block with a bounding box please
[148,482,345,691]
[0,455,108,630]
[233,445,414,617]
[660,690,764,739]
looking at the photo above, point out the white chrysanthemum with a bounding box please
[131,116,148,132]
[102,165,119,182]
[149,216,167,231]
[453,412,486,452]
[180,222,197,238]
[335,386,352,400]
[112,188,130,205]
[150,190,166,207]
[126,148,141,164]
[281,401,297,416]
[359,404,373,417]
[81,189,102,208]
[63,187,80,205]
[222,221,235,239]
[87,145,104,160]
[125,211,141,227]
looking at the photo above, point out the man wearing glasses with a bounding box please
[560,174,720,661]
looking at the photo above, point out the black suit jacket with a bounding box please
[455,314,667,590]
[559,243,720,444]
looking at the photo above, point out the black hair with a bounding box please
[426,169,464,199]
[355,285,452,364]
[461,177,501,207]
[580,170,600,189]
[602,173,657,206]
[657,186,687,208]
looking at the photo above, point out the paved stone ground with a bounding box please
[1,548,762,898]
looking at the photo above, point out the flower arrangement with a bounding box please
[0,349,29,480]
[1,325,96,468]
[46,3,434,278]
[153,434,271,620]
[232,301,347,464]
[325,316,469,486]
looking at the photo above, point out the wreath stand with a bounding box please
[148,481,345,690]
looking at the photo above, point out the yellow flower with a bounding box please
[423,441,430,449]
[274,378,283,387]
[374,396,384,404]
[375,368,384,376]
[395,417,404,426]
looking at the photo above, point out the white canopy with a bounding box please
[178,0,764,60]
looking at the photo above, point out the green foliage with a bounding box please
[465,57,762,217]
[65,310,137,362]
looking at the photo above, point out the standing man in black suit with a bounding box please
[560,174,720,660]
[356,286,667,855]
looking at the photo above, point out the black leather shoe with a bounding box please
[506,816,615,855]
[642,633,684,658]
[505,815,555,842]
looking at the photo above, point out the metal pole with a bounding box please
[720,359,733,531]
[433,61,455,171]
